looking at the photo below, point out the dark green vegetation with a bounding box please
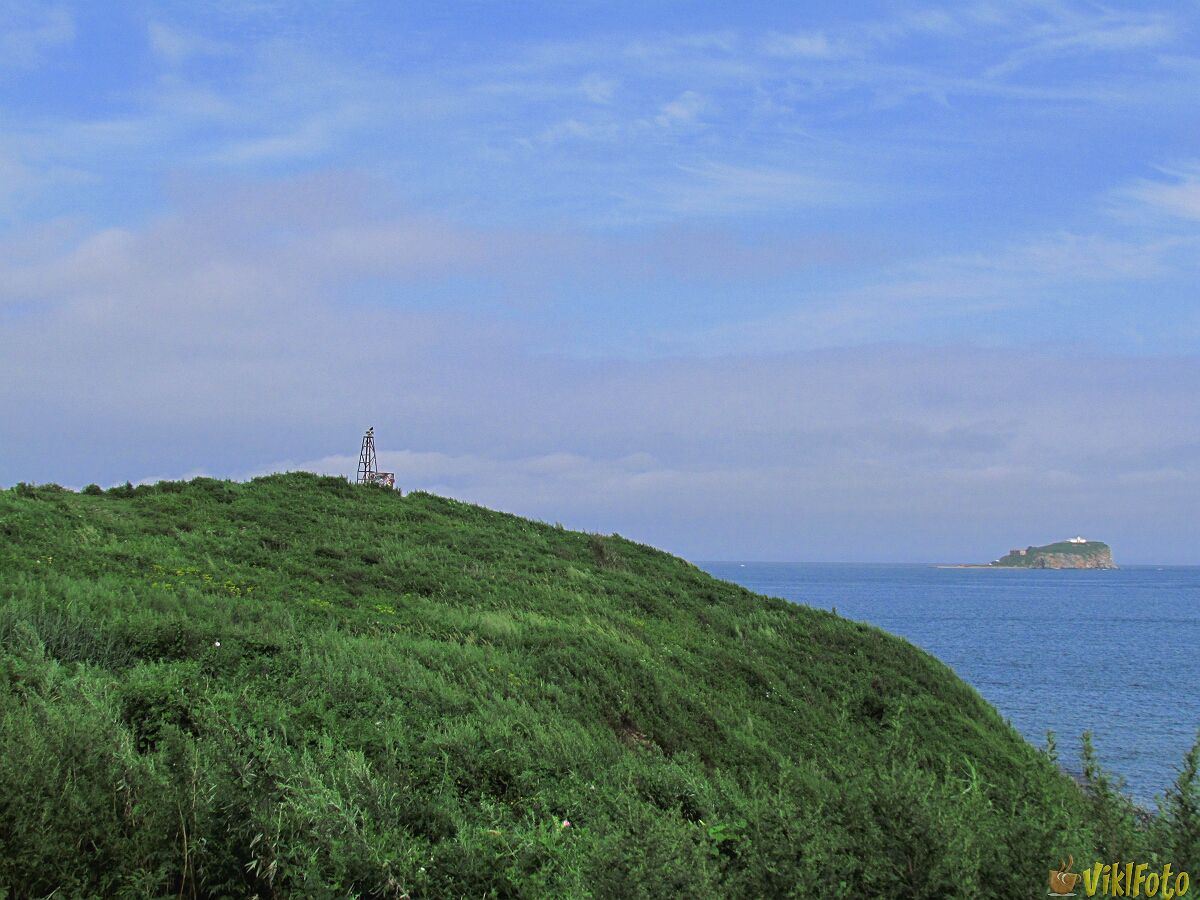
[991,540,1116,569]
[0,475,1194,898]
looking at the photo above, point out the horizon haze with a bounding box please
[2,2,1198,565]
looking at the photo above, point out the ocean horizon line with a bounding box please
[696,559,1200,568]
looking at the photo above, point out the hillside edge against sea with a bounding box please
[0,474,1195,897]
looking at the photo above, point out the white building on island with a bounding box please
[1067,536,1087,543]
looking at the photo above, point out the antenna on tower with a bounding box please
[356,427,396,489]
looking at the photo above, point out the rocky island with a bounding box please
[988,537,1117,569]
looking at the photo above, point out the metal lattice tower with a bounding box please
[356,427,378,484]
[356,427,396,489]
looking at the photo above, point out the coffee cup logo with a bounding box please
[1049,855,1080,895]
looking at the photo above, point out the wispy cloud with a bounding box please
[0,6,73,69]
[660,225,1200,356]
[210,116,339,164]
[0,150,90,220]
[147,22,233,65]
[624,31,739,61]
[530,117,617,147]
[760,31,849,60]
[633,161,875,219]
[986,10,1174,78]
[2,3,1190,231]
[1117,163,1200,222]
[654,90,711,128]
[580,74,617,103]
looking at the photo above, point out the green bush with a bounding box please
[0,473,1189,897]
[1154,730,1200,873]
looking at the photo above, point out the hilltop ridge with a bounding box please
[0,474,1104,896]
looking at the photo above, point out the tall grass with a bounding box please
[0,473,1192,897]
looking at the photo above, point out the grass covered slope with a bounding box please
[1,474,1097,898]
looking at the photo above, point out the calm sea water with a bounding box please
[699,562,1200,804]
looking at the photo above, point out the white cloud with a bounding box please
[147,22,234,64]
[940,231,1184,282]
[986,14,1173,78]
[654,90,710,127]
[0,3,1184,231]
[211,118,337,164]
[656,224,1199,356]
[0,7,73,69]
[625,32,738,61]
[532,117,614,146]
[760,31,847,60]
[580,74,617,103]
[0,151,91,221]
[635,161,868,219]
[1118,164,1200,222]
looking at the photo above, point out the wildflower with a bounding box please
[561,819,571,828]
[214,641,221,648]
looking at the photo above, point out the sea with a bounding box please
[698,562,1200,805]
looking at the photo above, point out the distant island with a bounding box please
[978,537,1118,569]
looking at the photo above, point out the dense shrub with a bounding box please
[0,473,1191,897]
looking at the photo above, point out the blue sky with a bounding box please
[2,1,1199,562]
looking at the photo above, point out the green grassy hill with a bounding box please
[0,474,1178,897]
